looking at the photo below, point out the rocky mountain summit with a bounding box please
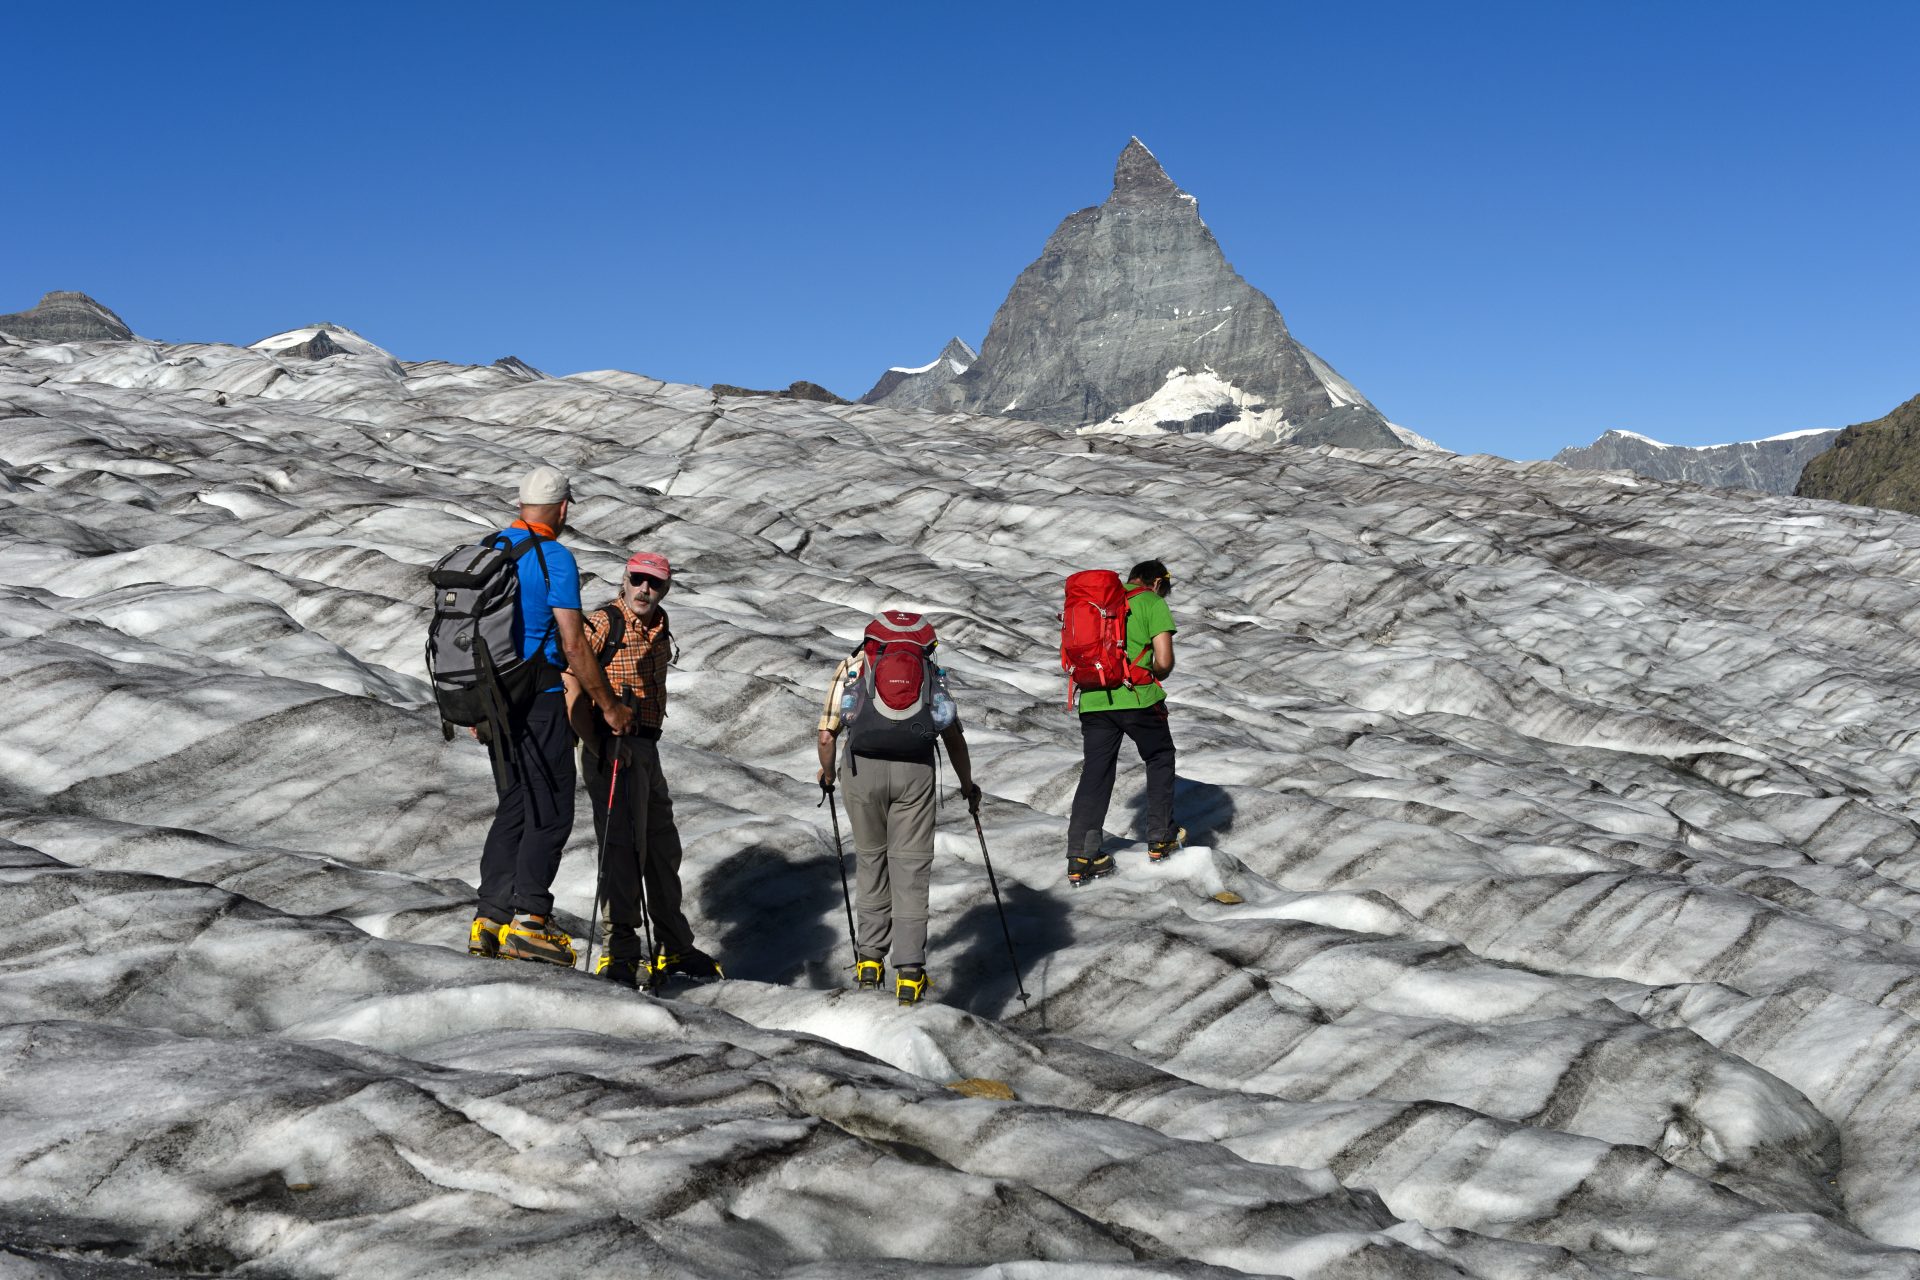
[711,379,849,405]
[1553,427,1840,494]
[0,291,133,343]
[1796,392,1920,514]
[865,140,1405,449]
[859,336,976,409]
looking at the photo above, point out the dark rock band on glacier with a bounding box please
[429,465,1182,1007]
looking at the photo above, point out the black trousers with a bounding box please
[581,734,694,961]
[477,691,575,922]
[1067,703,1177,858]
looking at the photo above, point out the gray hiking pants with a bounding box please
[842,751,936,970]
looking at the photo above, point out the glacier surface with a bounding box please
[4,331,1920,1277]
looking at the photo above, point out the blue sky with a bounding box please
[7,2,1916,458]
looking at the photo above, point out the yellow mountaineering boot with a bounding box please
[1147,827,1188,863]
[895,966,931,1007]
[654,947,723,981]
[498,915,577,967]
[468,917,502,958]
[855,958,885,991]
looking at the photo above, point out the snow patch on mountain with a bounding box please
[251,322,393,359]
[1387,422,1448,451]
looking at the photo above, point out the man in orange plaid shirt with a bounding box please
[578,551,719,988]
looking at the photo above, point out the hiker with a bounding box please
[470,466,634,963]
[1064,559,1179,885]
[817,610,981,1005]
[574,551,720,988]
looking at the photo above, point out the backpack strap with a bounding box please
[1121,584,1158,685]
[592,605,626,665]
[502,529,557,662]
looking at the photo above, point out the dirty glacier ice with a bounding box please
[3,331,1920,1277]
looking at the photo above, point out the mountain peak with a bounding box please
[0,291,134,342]
[1111,137,1181,201]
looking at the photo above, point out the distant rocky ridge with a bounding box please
[859,337,976,410]
[0,291,133,343]
[492,356,547,381]
[711,379,849,405]
[863,140,1406,450]
[1795,393,1920,515]
[1553,428,1840,494]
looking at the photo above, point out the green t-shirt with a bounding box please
[1076,585,1176,713]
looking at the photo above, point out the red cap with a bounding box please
[625,551,672,582]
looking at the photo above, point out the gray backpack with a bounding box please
[425,531,553,781]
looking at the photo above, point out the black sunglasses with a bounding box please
[628,573,668,590]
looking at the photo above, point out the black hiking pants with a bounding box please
[477,690,575,922]
[582,733,694,962]
[1067,703,1177,859]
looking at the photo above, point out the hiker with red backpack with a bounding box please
[429,466,634,966]
[1061,559,1181,886]
[573,551,720,989]
[816,610,982,1005]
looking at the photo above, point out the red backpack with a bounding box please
[1060,570,1154,709]
[846,610,940,761]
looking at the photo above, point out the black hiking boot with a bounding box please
[1066,853,1116,887]
[1147,827,1188,863]
[468,917,502,958]
[655,946,723,980]
[497,915,577,967]
[855,958,885,990]
[594,954,646,990]
[895,966,931,1006]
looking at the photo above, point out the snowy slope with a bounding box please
[6,330,1920,1277]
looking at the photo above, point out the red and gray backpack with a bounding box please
[845,610,940,762]
[1060,569,1154,709]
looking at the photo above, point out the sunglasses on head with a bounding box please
[629,573,668,590]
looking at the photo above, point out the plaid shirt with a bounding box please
[585,600,669,731]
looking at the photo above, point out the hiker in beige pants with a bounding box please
[817,610,980,1004]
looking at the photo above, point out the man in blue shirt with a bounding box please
[473,465,633,965]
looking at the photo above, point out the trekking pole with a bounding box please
[969,795,1031,1006]
[630,742,661,996]
[820,781,859,968]
[584,749,622,977]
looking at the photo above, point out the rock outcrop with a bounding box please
[866,140,1404,449]
[712,379,849,405]
[1554,428,1840,494]
[859,337,976,410]
[0,291,134,343]
[1795,393,1920,514]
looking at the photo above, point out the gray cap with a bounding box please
[519,465,570,505]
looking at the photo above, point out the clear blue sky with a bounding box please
[7,2,1917,458]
